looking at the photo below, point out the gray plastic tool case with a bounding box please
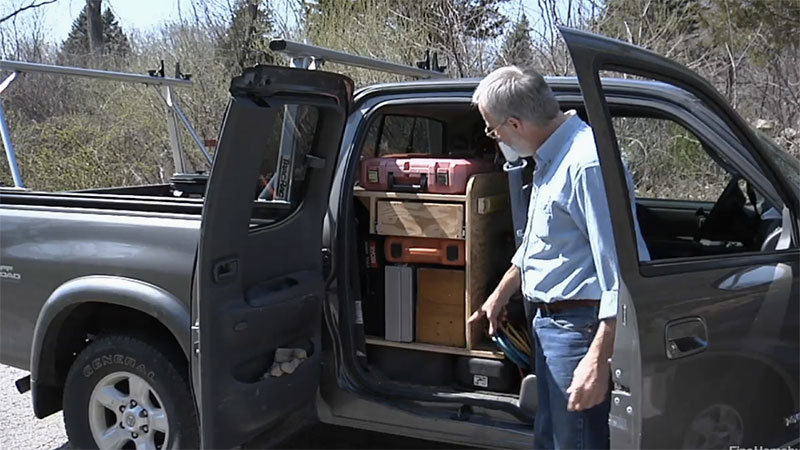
[384,265,415,342]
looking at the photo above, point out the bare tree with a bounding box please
[0,0,58,25]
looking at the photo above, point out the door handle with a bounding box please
[665,317,708,359]
[213,258,239,283]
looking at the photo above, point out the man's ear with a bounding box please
[507,116,522,131]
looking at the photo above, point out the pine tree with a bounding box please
[217,0,275,72]
[495,13,534,68]
[60,6,131,60]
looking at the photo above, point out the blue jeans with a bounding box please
[532,305,610,449]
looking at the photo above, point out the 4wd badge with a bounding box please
[0,265,21,281]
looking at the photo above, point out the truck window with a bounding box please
[613,115,789,260]
[362,115,444,157]
[250,104,320,226]
[615,117,728,202]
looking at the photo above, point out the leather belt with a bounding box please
[533,299,600,315]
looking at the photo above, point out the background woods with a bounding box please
[0,0,797,191]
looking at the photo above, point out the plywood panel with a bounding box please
[464,172,515,351]
[416,268,465,347]
[376,201,464,239]
[365,337,504,359]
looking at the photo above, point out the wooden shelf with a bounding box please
[353,186,467,202]
[356,172,515,362]
[366,337,505,360]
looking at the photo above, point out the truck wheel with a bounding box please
[679,386,790,448]
[63,334,199,450]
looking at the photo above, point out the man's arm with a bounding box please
[566,164,622,411]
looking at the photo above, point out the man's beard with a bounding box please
[507,132,536,158]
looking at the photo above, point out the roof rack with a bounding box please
[1,44,448,190]
[0,60,210,188]
[269,39,448,78]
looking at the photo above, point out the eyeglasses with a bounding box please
[484,118,508,139]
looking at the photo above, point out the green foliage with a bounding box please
[598,0,704,59]
[615,117,728,201]
[0,0,796,194]
[305,0,509,78]
[706,0,799,57]
[303,0,432,85]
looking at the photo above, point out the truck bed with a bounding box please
[0,188,200,369]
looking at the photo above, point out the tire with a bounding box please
[679,386,790,448]
[63,334,199,450]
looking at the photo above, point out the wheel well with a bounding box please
[34,302,187,418]
[663,356,795,445]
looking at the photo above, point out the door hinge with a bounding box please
[322,248,332,277]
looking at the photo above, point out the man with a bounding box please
[468,66,650,449]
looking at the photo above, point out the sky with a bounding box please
[39,0,189,40]
[16,0,553,45]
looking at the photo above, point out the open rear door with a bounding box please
[560,26,799,448]
[192,66,352,449]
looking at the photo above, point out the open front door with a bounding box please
[561,27,799,449]
[192,66,353,449]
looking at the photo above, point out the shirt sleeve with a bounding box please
[511,241,525,268]
[569,165,621,320]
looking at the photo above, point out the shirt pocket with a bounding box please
[530,191,554,240]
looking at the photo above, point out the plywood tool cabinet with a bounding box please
[354,171,514,359]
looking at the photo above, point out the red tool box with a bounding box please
[359,156,495,194]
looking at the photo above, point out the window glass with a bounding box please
[612,116,786,259]
[251,104,319,225]
[614,117,728,202]
[366,115,443,156]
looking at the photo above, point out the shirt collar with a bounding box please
[533,110,582,171]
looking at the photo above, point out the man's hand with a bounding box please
[566,319,616,411]
[467,291,508,336]
[467,265,521,336]
[566,353,610,411]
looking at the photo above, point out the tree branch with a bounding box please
[0,0,58,25]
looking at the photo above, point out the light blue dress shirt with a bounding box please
[511,111,650,320]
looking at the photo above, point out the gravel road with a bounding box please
[0,365,69,450]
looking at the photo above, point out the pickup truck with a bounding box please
[1,27,798,450]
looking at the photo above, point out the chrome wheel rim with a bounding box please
[682,403,744,448]
[88,371,170,450]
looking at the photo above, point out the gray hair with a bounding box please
[472,65,560,126]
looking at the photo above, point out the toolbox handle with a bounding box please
[407,247,441,256]
[388,172,428,192]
